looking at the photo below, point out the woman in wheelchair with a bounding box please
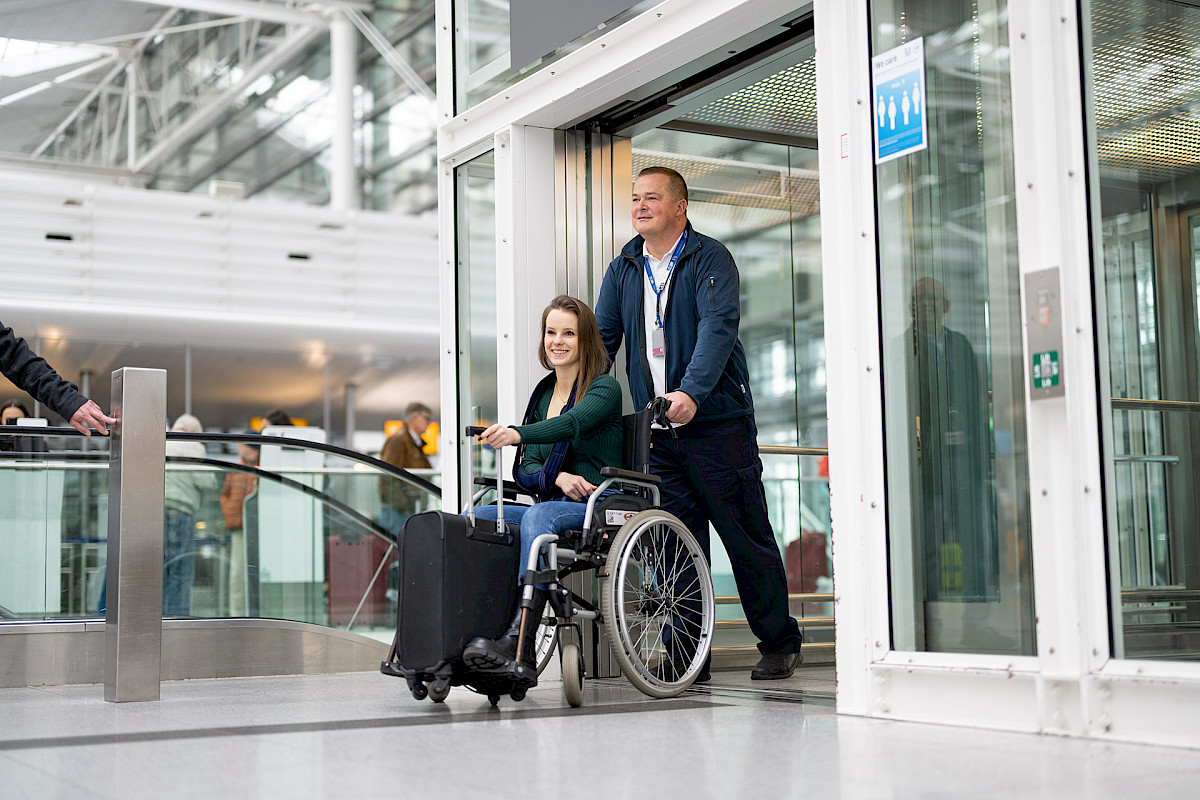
[466,294,622,682]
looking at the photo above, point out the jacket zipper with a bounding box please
[709,276,716,311]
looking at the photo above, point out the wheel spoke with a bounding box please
[603,511,715,696]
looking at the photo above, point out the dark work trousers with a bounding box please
[652,415,803,656]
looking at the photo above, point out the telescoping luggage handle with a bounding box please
[465,426,504,529]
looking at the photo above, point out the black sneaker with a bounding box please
[750,651,802,680]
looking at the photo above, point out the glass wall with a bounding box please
[455,150,499,502]
[1086,0,1200,660]
[871,0,1036,655]
[629,127,829,633]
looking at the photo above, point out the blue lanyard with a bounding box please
[644,231,687,328]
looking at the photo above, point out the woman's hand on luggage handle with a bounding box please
[478,423,521,449]
[555,472,596,502]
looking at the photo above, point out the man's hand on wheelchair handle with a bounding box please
[661,391,697,424]
[478,423,521,449]
[555,471,596,502]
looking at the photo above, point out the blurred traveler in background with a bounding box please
[378,402,434,533]
[1,400,47,454]
[164,414,218,616]
[221,430,260,616]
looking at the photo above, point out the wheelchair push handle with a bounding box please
[649,397,676,436]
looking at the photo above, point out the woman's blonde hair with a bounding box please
[537,295,609,398]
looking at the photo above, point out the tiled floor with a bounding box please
[2,668,1199,799]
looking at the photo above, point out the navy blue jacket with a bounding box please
[595,223,754,422]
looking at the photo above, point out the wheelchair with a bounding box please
[468,398,716,708]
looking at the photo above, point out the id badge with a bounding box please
[651,327,666,358]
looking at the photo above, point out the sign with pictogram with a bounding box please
[872,37,928,163]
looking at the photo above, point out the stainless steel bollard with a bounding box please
[104,368,167,702]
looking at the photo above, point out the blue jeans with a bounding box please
[163,510,195,616]
[472,500,588,587]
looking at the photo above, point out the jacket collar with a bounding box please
[621,221,701,264]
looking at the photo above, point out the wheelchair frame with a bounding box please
[472,459,716,708]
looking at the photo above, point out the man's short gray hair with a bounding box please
[404,402,433,419]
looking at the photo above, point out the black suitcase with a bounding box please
[381,427,525,704]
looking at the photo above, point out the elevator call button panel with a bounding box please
[1025,267,1065,400]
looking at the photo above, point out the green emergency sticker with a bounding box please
[1032,350,1060,389]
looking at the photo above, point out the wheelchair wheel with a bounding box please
[561,641,584,708]
[534,610,559,676]
[600,510,715,699]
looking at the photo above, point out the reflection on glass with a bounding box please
[1088,0,1200,659]
[0,439,438,636]
[872,0,1036,655]
[456,151,499,500]
[628,126,826,632]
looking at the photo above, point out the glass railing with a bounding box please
[1110,398,1200,659]
[0,428,440,640]
[706,447,833,658]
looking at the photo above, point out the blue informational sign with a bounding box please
[872,37,928,164]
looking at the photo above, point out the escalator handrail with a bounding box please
[170,455,399,546]
[0,426,441,498]
[0,449,402,546]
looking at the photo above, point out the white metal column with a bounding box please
[329,13,358,211]
[494,125,561,427]
[814,0,890,719]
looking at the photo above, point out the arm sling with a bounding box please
[512,373,577,498]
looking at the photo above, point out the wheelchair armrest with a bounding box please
[600,466,662,487]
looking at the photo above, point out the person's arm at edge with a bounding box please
[0,323,113,435]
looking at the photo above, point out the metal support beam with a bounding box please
[133,24,325,174]
[344,7,435,102]
[120,0,327,27]
[35,9,176,158]
[329,13,358,210]
[126,61,138,170]
[104,368,167,703]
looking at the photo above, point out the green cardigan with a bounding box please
[512,373,623,489]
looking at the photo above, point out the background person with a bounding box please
[261,408,294,427]
[378,402,434,533]
[595,166,804,681]
[164,414,218,616]
[462,295,622,685]
[220,430,260,616]
[1,400,47,454]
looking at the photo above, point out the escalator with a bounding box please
[0,426,439,687]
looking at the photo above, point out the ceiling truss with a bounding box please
[2,1,435,196]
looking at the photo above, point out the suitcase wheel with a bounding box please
[428,678,451,703]
[488,693,501,706]
[509,686,527,702]
[410,682,428,701]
